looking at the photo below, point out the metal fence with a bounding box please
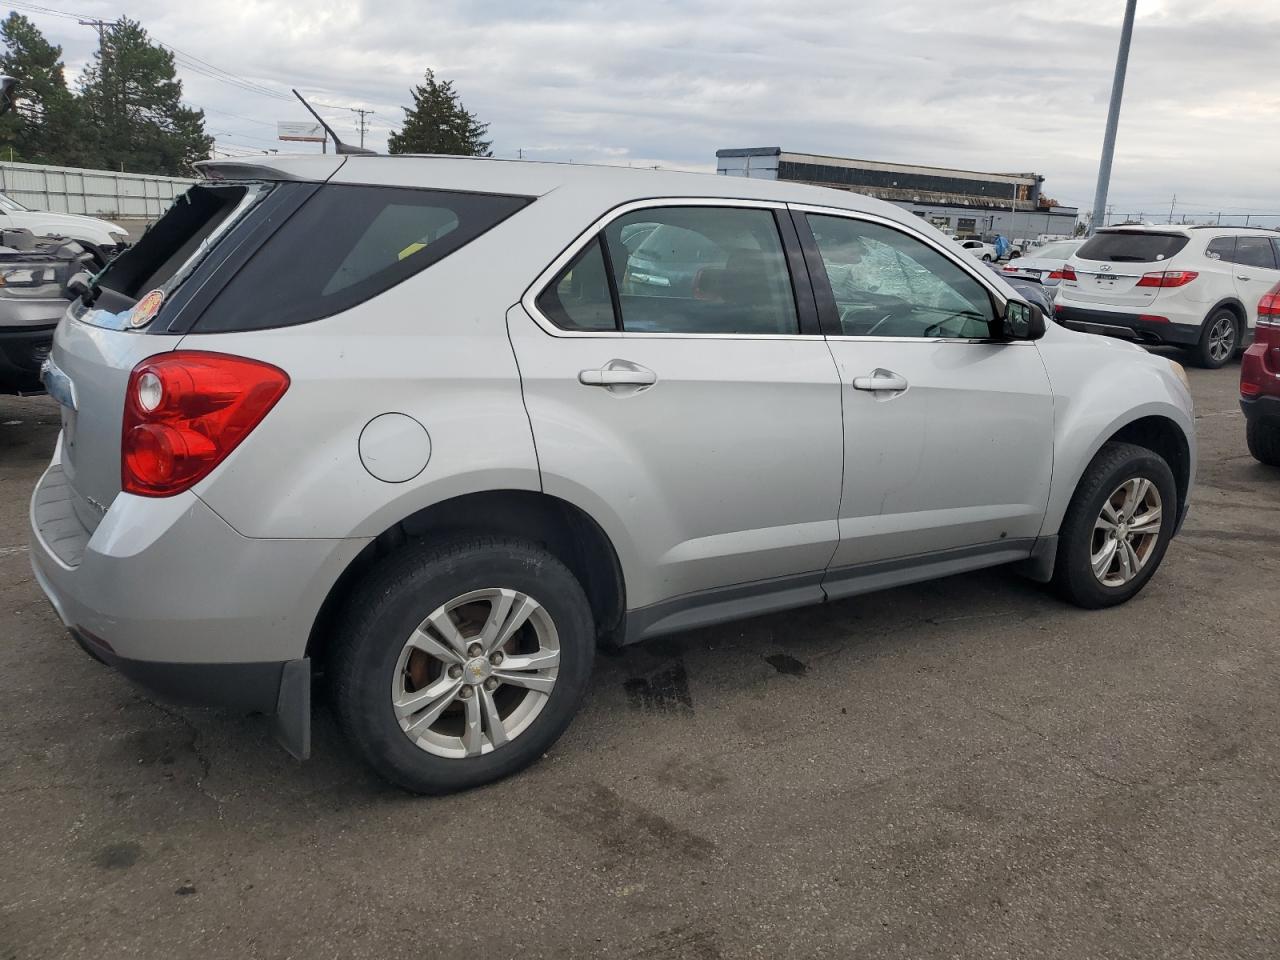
[0,161,194,219]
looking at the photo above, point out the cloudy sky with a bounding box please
[12,0,1279,224]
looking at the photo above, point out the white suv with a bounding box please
[1055,225,1280,369]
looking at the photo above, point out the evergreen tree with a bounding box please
[388,69,491,157]
[77,18,212,175]
[0,13,83,165]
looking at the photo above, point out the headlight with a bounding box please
[1169,360,1190,391]
[0,262,63,299]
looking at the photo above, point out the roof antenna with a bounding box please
[292,88,377,156]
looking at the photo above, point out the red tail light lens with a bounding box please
[1242,283,1280,399]
[1259,286,1280,323]
[1135,270,1198,288]
[1050,265,1077,281]
[122,352,289,497]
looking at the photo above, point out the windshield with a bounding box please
[0,191,28,213]
[1076,232,1189,263]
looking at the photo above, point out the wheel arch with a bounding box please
[306,489,627,665]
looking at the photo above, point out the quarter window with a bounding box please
[805,214,995,339]
[536,238,616,331]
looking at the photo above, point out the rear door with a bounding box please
[792,206,1053,588]
[1230,236,1280,331]
[509,200,845,614]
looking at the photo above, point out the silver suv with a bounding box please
[30,157,1196,793]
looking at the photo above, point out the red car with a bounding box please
[1241,282,1280,465]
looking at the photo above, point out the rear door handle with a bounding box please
[1237,275,1251,281]
[852,370,909,393]
[578,360,657,389]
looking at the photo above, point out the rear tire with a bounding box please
[331,536,595,794]
[1051,442,1178,609]
[1247,418,1280,466]
[1189,309,1238,369]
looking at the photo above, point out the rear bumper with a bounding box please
[1240,394,1280,427]
[1054,304,1202,346]
[28,448,370,756]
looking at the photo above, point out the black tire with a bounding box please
[1247,417,1280,466]
[330,536,595,794]
[1188,309,1238,369]
[1051,441,1178,609]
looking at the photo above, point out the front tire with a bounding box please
[1189,309,1238,369]
[331,537,595,794]
[1051,442,1178,609]
[1247,417,1280,466]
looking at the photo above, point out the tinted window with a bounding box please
[536,237,616,331]
[1235,237,1278,270]
[1205,237,1236,262]
[196,185,529,332]
[806,213,995,339]
[1076,231,1189,263]
[602,207,799,335]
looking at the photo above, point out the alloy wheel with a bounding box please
[390,588,560,758]
[1208,315,1236,364]
[1090,477,1163,587]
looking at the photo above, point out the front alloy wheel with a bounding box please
[1090,478,1162,587]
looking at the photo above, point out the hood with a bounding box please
[1,208,127,245]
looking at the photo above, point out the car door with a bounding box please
[508,199,845,621]
[790,206,1054,594]
[1230,236,1280,331]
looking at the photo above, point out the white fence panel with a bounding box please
[0,161,196,220]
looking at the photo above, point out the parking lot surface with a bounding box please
[2,361,1277,959]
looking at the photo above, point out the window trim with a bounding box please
[787,202,1018,344]
[521,197,819,340]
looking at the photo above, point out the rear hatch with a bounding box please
[45,168,327,532]
[1065,230,1190,307]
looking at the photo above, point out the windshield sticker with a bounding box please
[129,288,165,328]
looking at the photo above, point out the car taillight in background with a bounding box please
[1135,270,1198,288]
[1241,283,1280,399]
[1048,265,1077,281]
[121,352,290,497]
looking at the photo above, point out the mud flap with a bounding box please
[272,657,311,760]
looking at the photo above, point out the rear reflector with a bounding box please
[1241,380,1262,396]
[1138,315,1170,324]
[122,351,289,497]
[1136,270,1198,288]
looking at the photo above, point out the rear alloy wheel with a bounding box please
[1191,310,1238,369]
[1052,441,1177,608]
[332,537,594,794]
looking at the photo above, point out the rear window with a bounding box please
[194,185,530,332]
[1075,231,1189,263]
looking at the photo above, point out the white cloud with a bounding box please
[20,0,1280,220]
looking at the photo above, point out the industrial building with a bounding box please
[716,147,1079,243]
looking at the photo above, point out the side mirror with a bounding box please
[1002,299,1046,341]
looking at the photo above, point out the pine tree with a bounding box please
[77,18,212,175]
[388,69,491,157]
[0,13,83,165]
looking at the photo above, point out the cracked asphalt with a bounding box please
[2,360,1278,959]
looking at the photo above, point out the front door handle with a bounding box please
[852,370,909,393]
[1237,275,1252,281]
[578,359,657,390]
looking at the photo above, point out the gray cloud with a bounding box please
[25,0,1280,219]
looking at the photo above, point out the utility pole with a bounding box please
[1168,194,1176,224]
[350,107,374,149]
[1089,0,1138,236]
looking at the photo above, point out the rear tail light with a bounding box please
[1135,270,1198,288]
[122,351,289,497]
[1050,265,1077,281]
[1002,265,1018,273]
[1242,283,1280,399]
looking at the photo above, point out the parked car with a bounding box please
[956,237,996,261]
[1241,280,1280,465]
[30,157,1195,793]
[1055,225,1280,369]
[0,230,93,393]
[1002,239,1086,300]
[986,264,1054,317]
[0,191,129,265]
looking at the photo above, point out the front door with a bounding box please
[509,201,845,615]
[793,208,1054,584]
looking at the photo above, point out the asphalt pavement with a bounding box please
[1,360,1278,959]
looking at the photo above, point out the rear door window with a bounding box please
[1235,237,1279,270]
[195,185,530,332]
[1205,237,1237,262]
[1076,232,1189,263]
